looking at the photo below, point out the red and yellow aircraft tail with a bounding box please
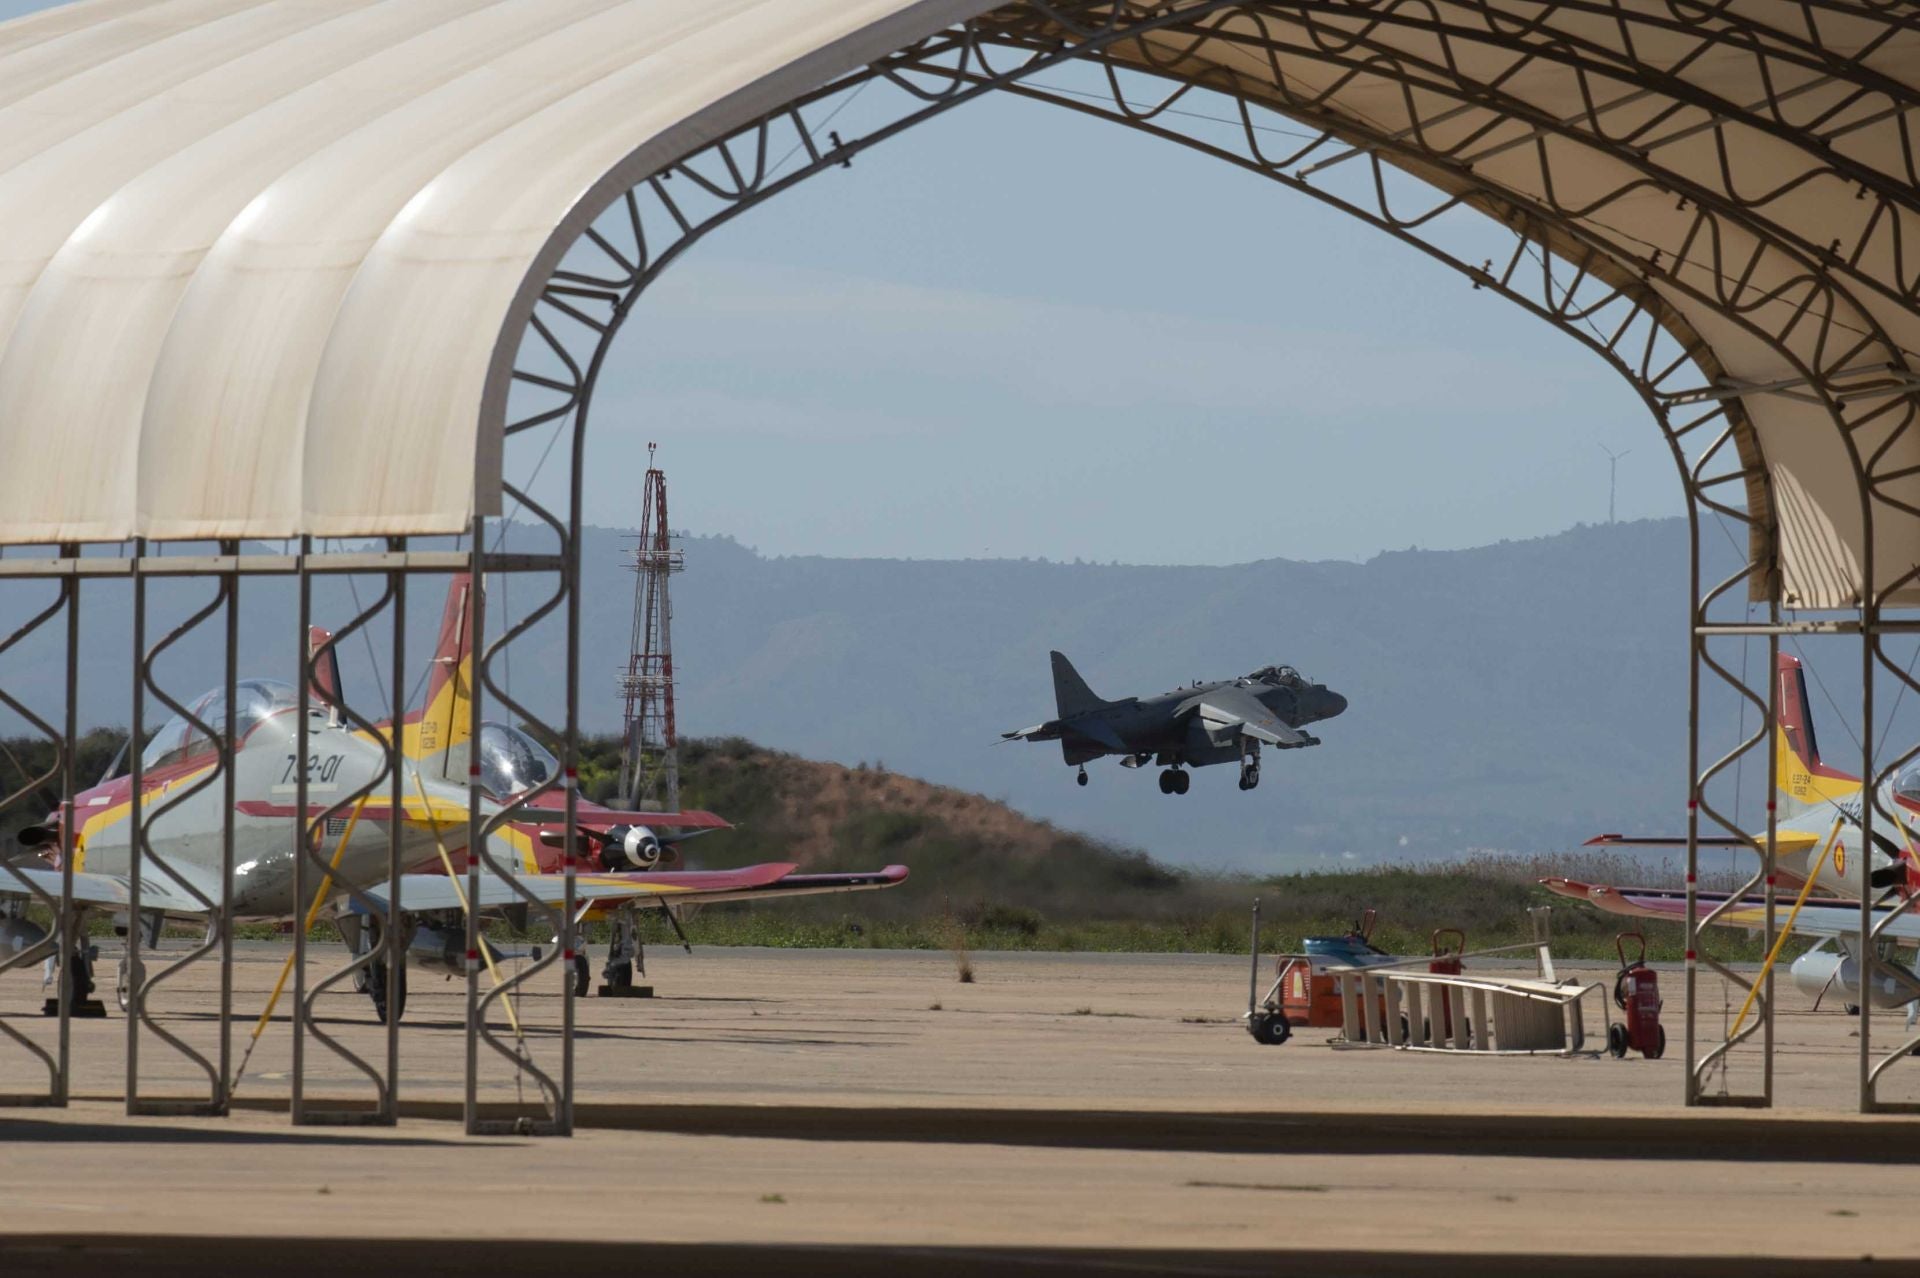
[403,574,477,780]
[1774,652,1860,809]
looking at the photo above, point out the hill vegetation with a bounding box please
[1,729,1766,961]
[571,734,1759,961]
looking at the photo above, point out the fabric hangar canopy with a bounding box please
[0,0,1914,612]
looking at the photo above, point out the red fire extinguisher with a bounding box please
[1608,931,1665,1059]
[1428,928,1465,1041]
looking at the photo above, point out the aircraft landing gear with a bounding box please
[367,951,407,1024]
[364,916,407,1024]
[1158,768,1190,795]
[1238,743,1262,792]
[598,906,653,998]
[1076,767,1088,787]
[46,939,106,1019]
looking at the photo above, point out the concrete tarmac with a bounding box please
[4,943,1920,1275]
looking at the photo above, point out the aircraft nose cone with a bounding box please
[1318,689,1348,719]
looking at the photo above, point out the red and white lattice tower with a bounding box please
[618,444,684,811]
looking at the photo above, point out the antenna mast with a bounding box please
[618,444,685,811]
[1598,443,1630,525]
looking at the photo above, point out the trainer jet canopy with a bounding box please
[1002,652,1346,793]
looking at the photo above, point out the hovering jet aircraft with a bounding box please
[1,575,906,1022]
[1546,653,1920,1018]
[1002,652,1346,793]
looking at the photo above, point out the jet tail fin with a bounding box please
[308,626,343,708]
[1775,653,1860,806]
[403,574,477,780]
[1050,651,1107,718]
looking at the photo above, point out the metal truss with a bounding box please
[124,542,237,1117]
[288,543,405,1126]
[0,561,77,1107]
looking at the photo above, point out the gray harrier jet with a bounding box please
[1002,653,1346,794]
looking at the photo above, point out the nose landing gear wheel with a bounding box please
[367,954,407,1025]
[573,952,591,998]
[1076,767,1088,787]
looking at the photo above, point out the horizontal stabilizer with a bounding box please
[1066,717,1127,751]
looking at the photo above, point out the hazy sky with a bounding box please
[2,0,1678,565]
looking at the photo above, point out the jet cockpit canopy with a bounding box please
[475,721,558,800]
[1248,665,1307,688]
[139,678,299,772]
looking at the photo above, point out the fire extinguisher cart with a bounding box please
[1606,931,1665,1059]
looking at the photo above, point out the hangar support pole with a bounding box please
[288,548,405,1126]
[0,559,79,1108]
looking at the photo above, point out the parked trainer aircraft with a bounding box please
[1546,653,1920,1017]
[1,576,905,1021]
[1002,652,1346,793]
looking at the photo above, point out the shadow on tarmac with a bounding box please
[0,1117,493,1148]
[3,1237,1912,1277]
[537,1103,1920,1166]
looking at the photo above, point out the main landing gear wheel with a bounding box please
[367,954,407,1025]
[1159,769,1189,795]
[1076,767,1088,787]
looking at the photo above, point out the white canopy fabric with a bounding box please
[0,1,1912,611]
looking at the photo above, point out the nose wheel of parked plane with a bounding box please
[1158,768,1190,795]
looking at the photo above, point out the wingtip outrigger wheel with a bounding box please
[1076,766,1088,787]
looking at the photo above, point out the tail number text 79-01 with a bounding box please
[284,753,345,785]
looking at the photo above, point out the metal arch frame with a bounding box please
[485,0,1920,1110]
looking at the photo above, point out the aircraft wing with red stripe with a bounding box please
[355,862,907,913]
[1541,878,1920,945]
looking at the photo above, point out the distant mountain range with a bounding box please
[1,517,1750,869]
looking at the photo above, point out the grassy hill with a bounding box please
[574,735,1755,961]
[1,729,1763,961]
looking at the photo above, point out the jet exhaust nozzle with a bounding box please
[600,824,663,871]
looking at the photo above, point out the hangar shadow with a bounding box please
[3,1237,1910,1278]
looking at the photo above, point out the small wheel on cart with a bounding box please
[1250,1012,1292,1046]
[1647,1025,1666,1060]
[1607,1023,1629,1058]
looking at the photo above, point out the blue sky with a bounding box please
[3,0,1677,564]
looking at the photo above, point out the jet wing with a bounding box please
[1584,832,1822,852]
[356,862,908,913]
[0,861,220,916]
[1542,878,1920,945]
[1179,685,1306,747]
